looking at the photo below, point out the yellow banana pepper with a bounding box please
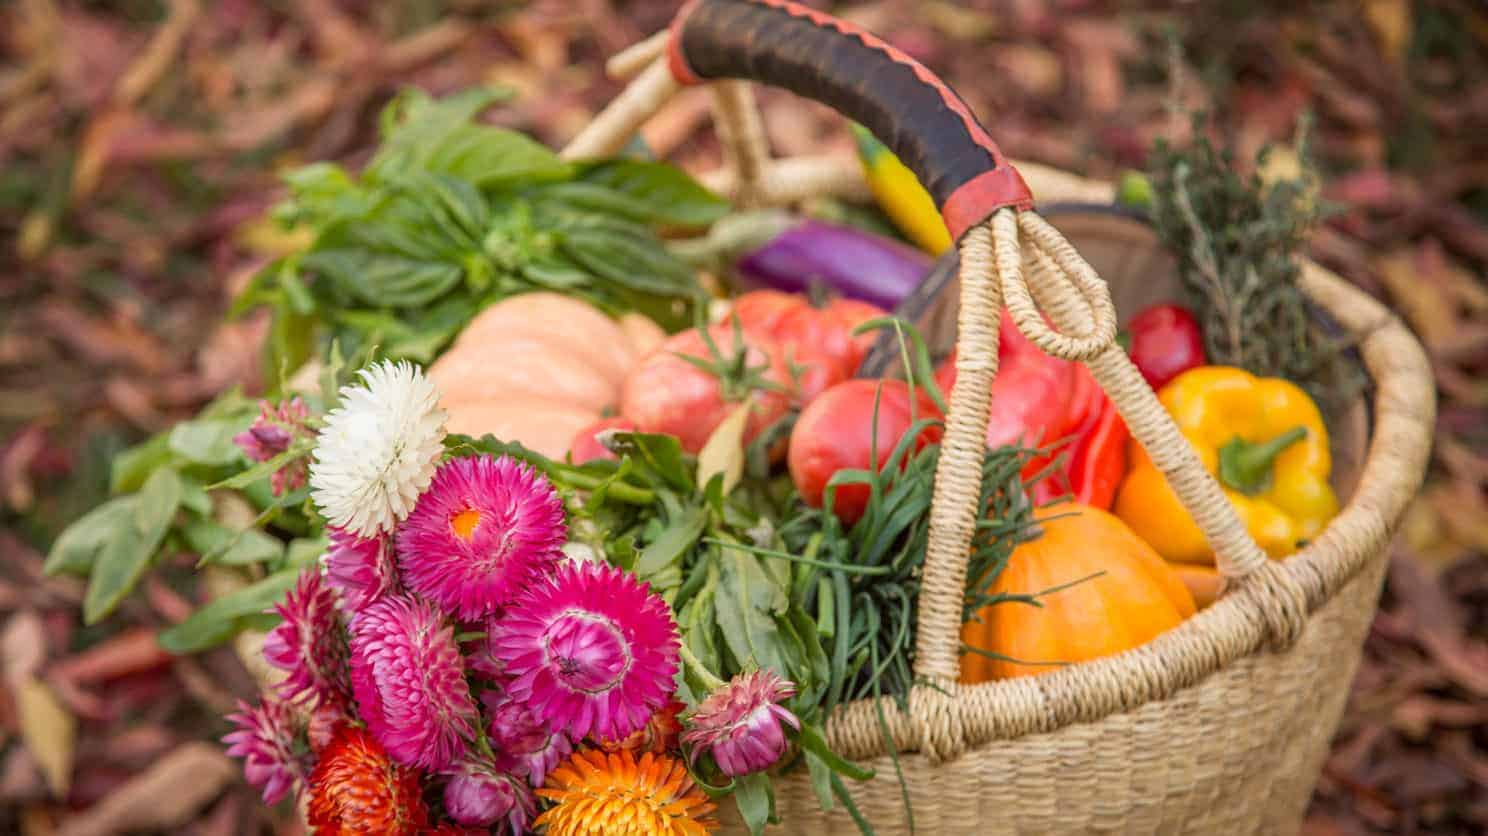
[1114,366,1339,564]
[850,124,952,255]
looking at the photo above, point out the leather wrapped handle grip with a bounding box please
[668,0,1034,240]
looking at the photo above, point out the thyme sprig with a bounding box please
[1147,114,1366,410]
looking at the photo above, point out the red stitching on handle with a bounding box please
[747,0,1011,170]
[667,0,704,85]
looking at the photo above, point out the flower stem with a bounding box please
[678,641,727,692]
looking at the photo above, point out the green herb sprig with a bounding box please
[1146,114,1365,409]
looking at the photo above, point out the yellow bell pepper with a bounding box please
[850,124,952,255]
[1114,366,1339,564]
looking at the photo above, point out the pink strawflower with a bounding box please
[307,697,349,753]
[481,691,572,786]
[348,594,478,771]
[463,614,506,681]
[223,697,311,805]
[262,569,349,706]
[492,561,678,742]
[682,669,800,777]
[443,756,536,831]
[323,526,398,613]
[234,397,311,495]
[396,455,565,620]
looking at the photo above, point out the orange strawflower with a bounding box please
[307,725,428,835]
[536,749,718,836]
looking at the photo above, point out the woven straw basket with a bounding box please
[558,2,1437,833]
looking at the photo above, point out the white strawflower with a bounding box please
[309,360,446,538]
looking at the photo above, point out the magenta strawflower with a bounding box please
[348,594,478,771]
[682,669,800,777]
[234,397,311,495]
[262,569,349,706]
[443,756,536,831]
[481,691,572,786]
[395,454,565,620]
[323,526,398,614]
[464,614,506,681]
[493,561,679,742]
[223,697,311,805]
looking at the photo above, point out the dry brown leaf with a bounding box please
[1375,249,1459,350]
[2,610,48,684]
[1362,0,1412,67]
[14,677,75,799]
[47,628,171,685]
[54,743,235,836]
[696,403,750,498]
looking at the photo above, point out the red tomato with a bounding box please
[619,325,793,454]
[568,416,637,464]
[730,290,805,336]
[770,305,858,403]
[788,379,940,526]
[933,348,1078,453]
[819,298,888,372]
[1126,303,1206,390]
[730,290,889,406]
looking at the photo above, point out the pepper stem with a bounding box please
[678,641,727,692]
[1218,426,1307,495]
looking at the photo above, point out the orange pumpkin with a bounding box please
[430,293,665,459]
[960,504,1196,683]
[1169,562,1221,610]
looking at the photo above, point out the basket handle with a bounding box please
[667,0,1309,761]
[667,0,1033,238]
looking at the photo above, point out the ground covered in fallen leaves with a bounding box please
[1,1,1484,834]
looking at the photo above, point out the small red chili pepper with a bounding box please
[1126,303,1206,391]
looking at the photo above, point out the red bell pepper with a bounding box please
[935,313,1130,510]
[1126,303,1206,391]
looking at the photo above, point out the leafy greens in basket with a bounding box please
[234,87,727,373]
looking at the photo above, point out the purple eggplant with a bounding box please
[672,210,933,310]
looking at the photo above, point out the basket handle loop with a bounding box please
[664,0,1309,760]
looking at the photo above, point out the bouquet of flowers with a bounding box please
[224,360,816,835]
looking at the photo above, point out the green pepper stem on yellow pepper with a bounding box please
[1218,426,1307,495]
[1114,366,1339,564]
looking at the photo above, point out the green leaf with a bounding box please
[285,536,328,570]
[178,478,212,516]
[156,568,304,655]
[109,434,174,494]
[560,227,698,297]
[577,160,731,228]
[182,519,284,567]
[733,773,773,836]
[425,126,573,189]
[168,419,245,467]
[805,750,836,811]
[206,437,313,491]
[367,88,570,187]
[610,433,692,493]
[83,468,182,624]
[714,543,792,677]
[302,249,464,308]
[44,498,137,577]
[634,506,707,581]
